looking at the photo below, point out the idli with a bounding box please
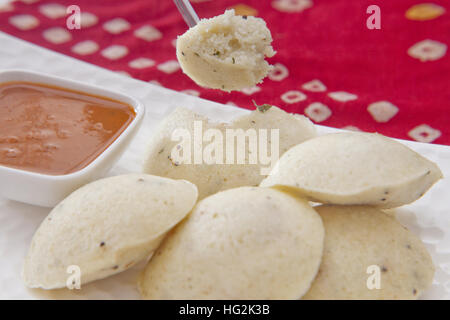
[23,174,198,289]
[303,205,434,300]
[176,9,275,91]
[260,132,442,208]
[143,106,316,199]
[142,107,225,200]
[138,187,324,299]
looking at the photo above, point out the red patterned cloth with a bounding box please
[1,0,449,144]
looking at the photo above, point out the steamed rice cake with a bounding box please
[138,187,324,299]
[23,174,198,289]
[261,132,442,208]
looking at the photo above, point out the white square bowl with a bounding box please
[0,69,145,207]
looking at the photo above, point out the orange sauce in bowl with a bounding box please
[0,82,136,175]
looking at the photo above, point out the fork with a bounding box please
[173,0,200,28]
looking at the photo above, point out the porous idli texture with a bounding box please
[303,205,435,300]
[143,106,316,199]
[261,132,442,208]
[139,187,324,299]
[23,174,198,289]
[176,9,275,91]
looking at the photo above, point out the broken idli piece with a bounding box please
[23,174,198,289]
[176,9,275,91]
[142,106,316,199]
[260,132,442,208]
[303,205,434,300]
[138,187,324,299]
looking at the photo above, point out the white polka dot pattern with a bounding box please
[157,60,180,74]
[0,2,14,12]
[39,3,66,19]
[71,40,99,55]
[367,101,399,123]
[272,0,313,13]
[80,12,98,28]
[42,27,72,44]
[281,90,306,103]
[408,124,442,143]
[302,79,327,92]
[134,25,162,42]
[0,1,445,145]
[328,91,358,102]
[268,63,289,81]
[408,39,447,62]
[128,58,155,69]
[101,45,129,60]
[103,18,131,34]
[9,14,39,30]
[304,102,332,122]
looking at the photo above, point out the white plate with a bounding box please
[0,32,449,300]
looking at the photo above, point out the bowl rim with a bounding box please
[0,69,145,180]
